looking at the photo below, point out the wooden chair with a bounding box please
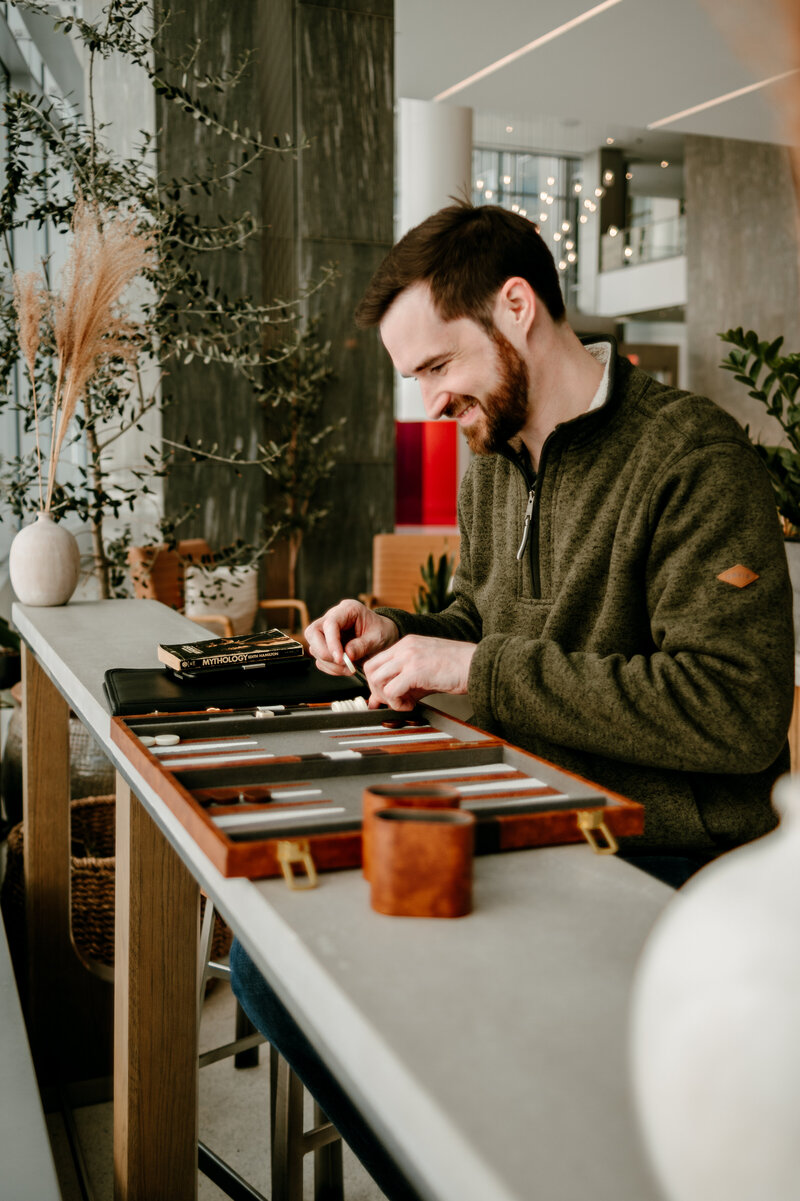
[360,532,460,612]
[127,541,311,641]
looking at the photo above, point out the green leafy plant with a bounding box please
[718,327,800,536]
[0,0,337,598]
[413,552,456,615]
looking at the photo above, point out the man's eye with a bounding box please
[430,363,445,374]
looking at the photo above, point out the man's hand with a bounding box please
[305,599,399,677]
[363,635,476,710]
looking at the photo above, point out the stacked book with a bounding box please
[157,629,305,677]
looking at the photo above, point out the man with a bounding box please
[232,202,795,1199]
[306,200,795,875]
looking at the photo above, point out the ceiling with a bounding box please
[395,0,797,163]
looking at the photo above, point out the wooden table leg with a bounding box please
[114,772,199,1200]
[21,644,113,1082]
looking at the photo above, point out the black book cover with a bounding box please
[103,658,367,716]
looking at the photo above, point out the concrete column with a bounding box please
[396,99,473,420]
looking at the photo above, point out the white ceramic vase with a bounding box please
[9,511,81,606]
[630,774,800,1201]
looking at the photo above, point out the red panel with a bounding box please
[422,421,457,526]
[395,422,423,525]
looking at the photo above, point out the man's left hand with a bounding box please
[363,635,476,710]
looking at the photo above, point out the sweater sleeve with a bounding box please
[468,441,795,774]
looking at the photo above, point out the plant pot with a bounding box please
[9,511,81,606]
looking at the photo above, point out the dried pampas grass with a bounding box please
[13,197,155,512]
[46,198,155,509]
[12,270,47,508]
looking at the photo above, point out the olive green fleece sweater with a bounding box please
[378,343,795,855]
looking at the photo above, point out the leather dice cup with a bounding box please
[367,806,476,919]
[361,783,461,881]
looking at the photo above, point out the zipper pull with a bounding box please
[516,486,535,560]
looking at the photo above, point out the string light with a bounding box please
[608,225,619,236]
[519,208,527,217]
[624,246,633,257]
[626,171,633,180]
[661,160,669,168]
[503,174,511,184]
[539,212,548,221]
[547,176,555,186]
[606,136,615,144]
[558,260,567,270]
[565,240,574,250]
[561,220,571,232]
[594,187,605,198]
[539,190,548,200]
[603,169,615,185]
[485,189,494,198]
[573,182,582,193]
[567,252,577,263]
[554,232,562,241]
[506,125,513,132]
[546,195,554,205]
[477,180,485,189]
[511,203,519,212]
[579,214,588,224]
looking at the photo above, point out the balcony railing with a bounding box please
[600,214,686,271]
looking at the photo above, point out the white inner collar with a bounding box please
[585,341,612,412]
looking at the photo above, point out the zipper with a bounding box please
[516,486,535,560]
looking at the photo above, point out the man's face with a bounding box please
[380,283,530,455]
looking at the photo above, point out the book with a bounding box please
[157,628,305,673]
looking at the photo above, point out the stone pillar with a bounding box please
[396,98,473,423]
[157,1,395,617]
[685,133,800,437]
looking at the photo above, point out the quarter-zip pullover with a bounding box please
[378,341,794,854]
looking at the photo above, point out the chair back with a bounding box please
[367,533,460,612]
[127,540,212,610]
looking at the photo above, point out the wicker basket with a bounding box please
[1,793,232,970]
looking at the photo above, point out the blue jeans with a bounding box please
[230,939,425,1201]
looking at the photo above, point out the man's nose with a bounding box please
[419,379,447,421]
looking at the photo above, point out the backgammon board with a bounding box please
[110,700,644,880]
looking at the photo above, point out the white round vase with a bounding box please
[9,512,81,606]
[630,774,800,1201]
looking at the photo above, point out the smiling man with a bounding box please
[305,201,795,874]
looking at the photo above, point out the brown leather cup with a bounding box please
[361,783,460,881]
[368,808,475,919]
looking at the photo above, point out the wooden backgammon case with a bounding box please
[110,701,644,880]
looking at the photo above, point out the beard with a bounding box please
[444,329,530,455]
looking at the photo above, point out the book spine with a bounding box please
[179,647,304,671]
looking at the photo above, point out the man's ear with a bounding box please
[493,277,536,342]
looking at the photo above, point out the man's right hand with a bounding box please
[304,599,399,677]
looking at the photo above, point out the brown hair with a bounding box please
[355,201,566,331]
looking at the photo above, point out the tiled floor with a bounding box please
[46,977,386,1201]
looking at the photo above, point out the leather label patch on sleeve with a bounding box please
[717,565,759,588]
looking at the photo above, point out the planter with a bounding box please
[9,511,80,606]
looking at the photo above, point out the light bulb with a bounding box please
[606,136,615,144]
[624,246,633,257]
[503,175,511,185]
[506,125,513,132]
[626,172,633,180]
[603,170,615,185]
[573,182,582,193]
[546,195,554,205]
[558,260,567,270]
[608,225,618,236]
[519,209,527,217]
[661,160,669,168]
[485,189,493,198]
[477,180,484,189]
[567,252,576,263]
[539,212,548,222]
[561,221,571,232]
[565,240,574,250]
[539,190,548,200]
[547,176,555,186]
[579,214,588,224]
[594,187,605,198]
[554,232,562,241]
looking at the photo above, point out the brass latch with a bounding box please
[576,809,619,855]
[276,840,318,890]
